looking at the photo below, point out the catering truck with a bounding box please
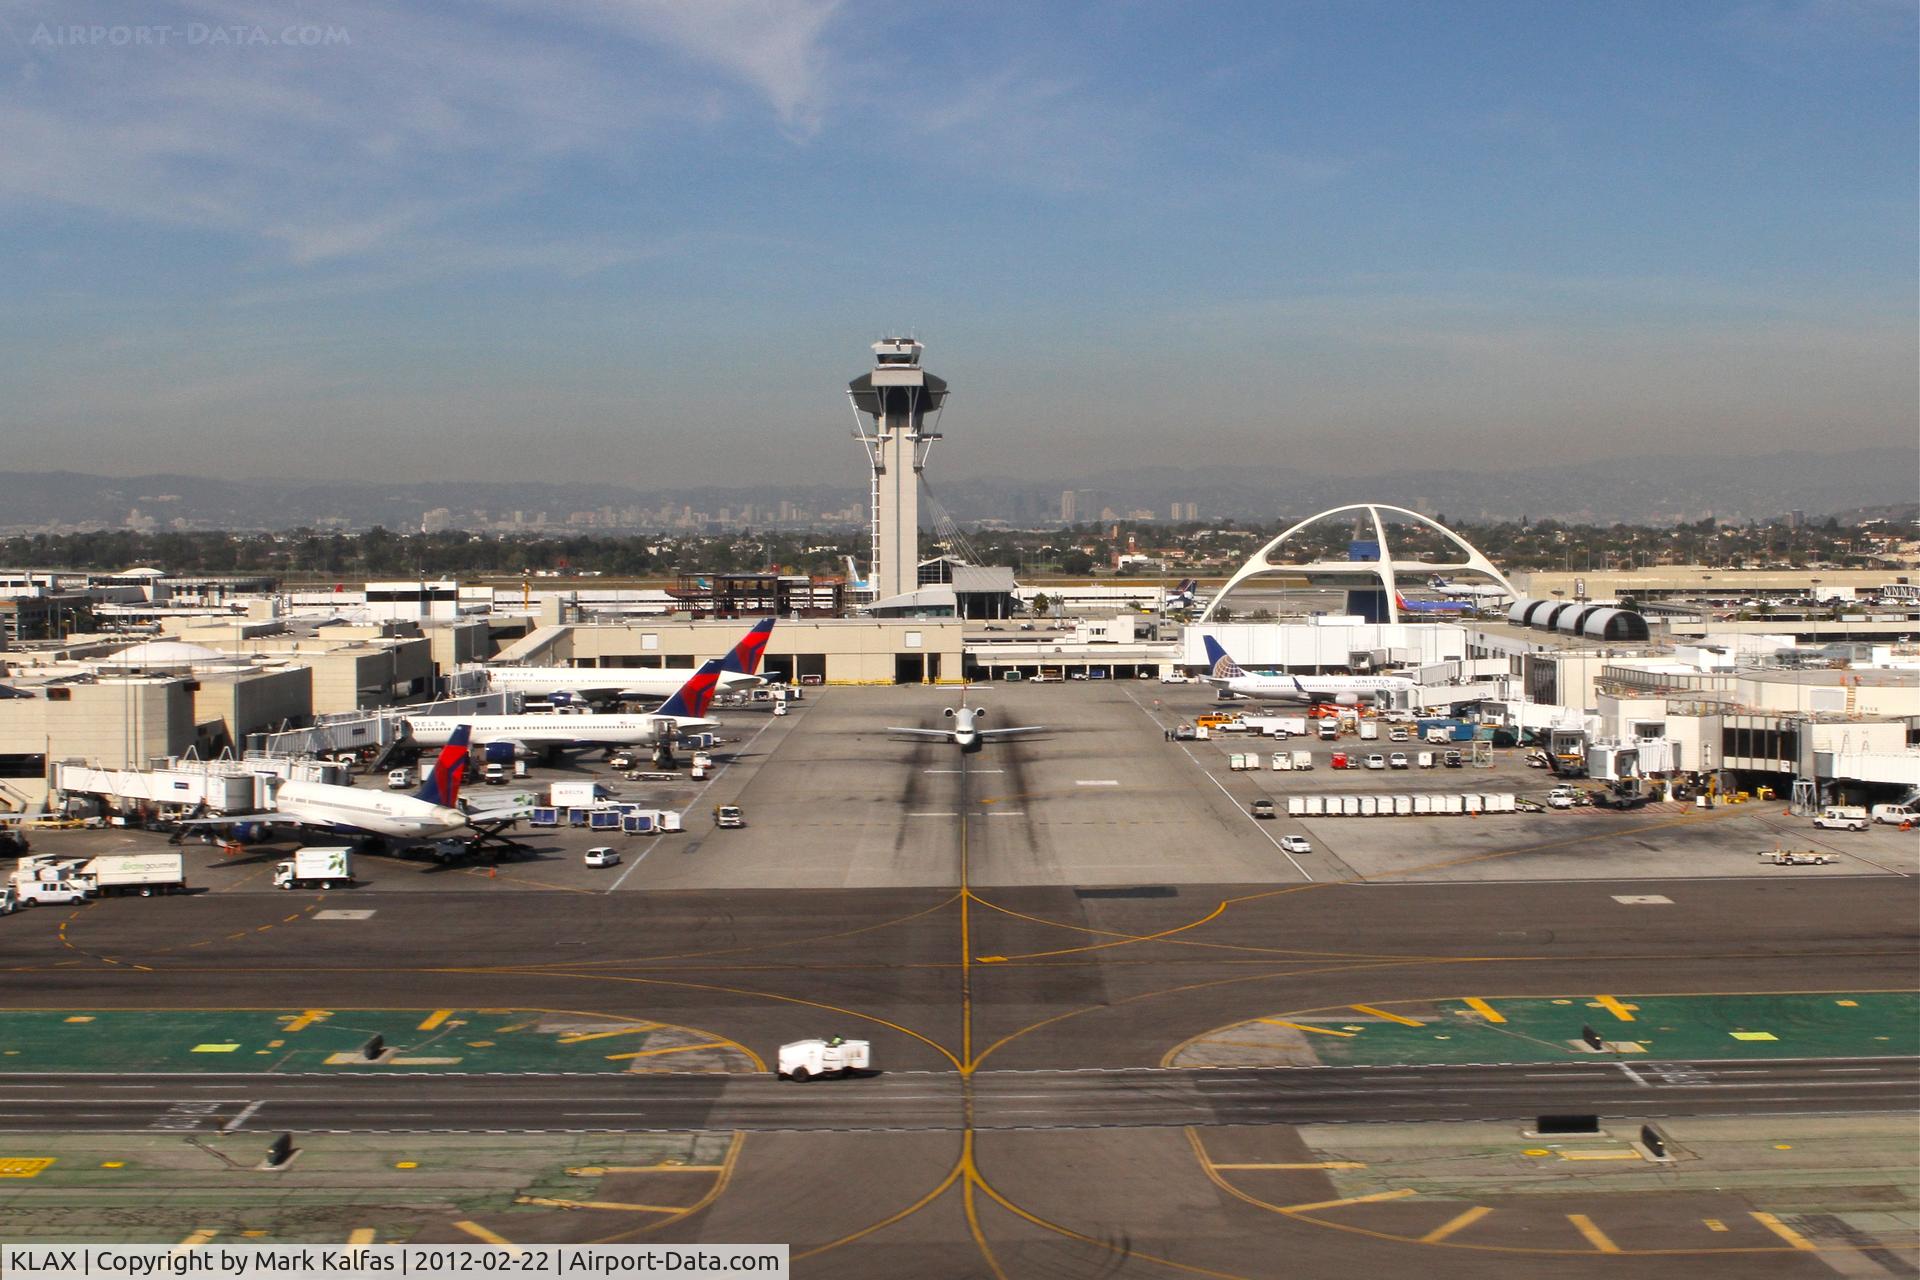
[273,847,354,890]
[75,853,185,897]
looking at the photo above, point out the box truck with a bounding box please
[274,847,353,890]
[76,853,185,898]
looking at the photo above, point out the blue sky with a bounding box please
[1,0,1913,486]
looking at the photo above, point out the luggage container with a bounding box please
[1441,795,1464,815]
[530,807,560,827]
[1287,797,1306,817]
[1393,795,1413,816]
[1490,793,1516,813]
[1357,795,1378,816]
[567,807,591,827]
[1339,796,1360,816]
[1413,794,1434,814]
[588,810,621,831]
[1462,794,1483,814]
[621,813,656,835]
[659,810,683,832]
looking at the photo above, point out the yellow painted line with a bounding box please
[1349,1004,1423,1027]
[1462,997,1506,1023]
[568,1165,724,1176]
[1751,1211,1817,1251]
[0,1158,54,1178]
[283,1010,331,1032]
[1211,1161,1367,1170]
[1703,1218,1728,1232]
[1591,994,1638,1022]
[1730,1031,1778,1041]
[516,1196,686,1213]
[347,1230,375,1245]
[1567,1214,1621,1253]
[1420,1205,1493,1244]
[1282,1188,1417,1213]
[606,1042,724,1061]
[173,1230,219,1251]
[452,1222,518,1250]
[190,1044,239,1053]
[1257,1019,1356,1038]
[1560,1150,1643,1162]
[416,1010,453,1031]
[558,1026,654,1044]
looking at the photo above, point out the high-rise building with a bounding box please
[1061,490,1077,523]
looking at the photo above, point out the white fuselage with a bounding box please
[272,780,467,839]
[1208,672,1415,706]
[482,667,759,700]
[405,713,714,750]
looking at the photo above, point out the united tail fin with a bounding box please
[656,658,725,720]
[1202,636,1245,679]
[721,618,775,679]
[415,724,470,808]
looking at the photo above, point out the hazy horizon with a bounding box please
[3,2,1914,487]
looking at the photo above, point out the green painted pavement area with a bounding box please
[1304,993,1920,1066]
[0,1009,743,1073]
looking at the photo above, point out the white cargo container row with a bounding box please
[1286,793,1519,817]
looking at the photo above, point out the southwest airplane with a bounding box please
[1201,637,1415,707]
[1394,590,1475,616]
[483,619,774,704]
[178,728,519,841]
[404,659,725,760]
[890,691,1043,753]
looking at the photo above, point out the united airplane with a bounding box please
[1201,637,1414,707]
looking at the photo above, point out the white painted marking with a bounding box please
[313,910,374,920]
[1612,895,1673,904]
[604,843,654,894]
[221,1100,264,1132]
[908,812,959,818]
[984,811,1026,818]
[1075,780,1120,787]
[1616,1064,1650,1087]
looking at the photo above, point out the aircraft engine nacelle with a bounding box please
[943,708,956,718]
[482,741,519,764]
[228,821,270,844]
[546,690,577,707]
[1333,692,1361,706]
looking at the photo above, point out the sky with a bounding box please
[1,0,1914,488]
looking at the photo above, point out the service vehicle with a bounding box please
[1159,672,1190,684]
[1330,752,1349,770]
[274,846,353,890]
[1365,753,1386,770]
[1388,752,1409,769]
[1417,751,1435,769]
[12,879,88,906]
[1357,722,1380,741]
[1317,722,1339,741]
[387,768,414,790]
[550,781,608,808]
[1388,728,1409,742]
[1425,727,1453,744]
[1173,724,1197,741]
[1813,805,1869,832]
[483,762,508,785]
[584,847,620,868]
[1548,787,1579,809]
[1249,798,1276,819]
[1290,749,1314,770]
[608,753,636,770]
[0,885,14,914]
[778,1036,870,1082]
[1443,750,1464,768]
[1278,835,1312,855]
[75,852,185,898]
[1760,848,1836,866]
[713,805,745,829]
[1870,803,1915,825]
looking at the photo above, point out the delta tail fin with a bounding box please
[656,658,725,720]
[415,724,470,808]
[721,618,775,680]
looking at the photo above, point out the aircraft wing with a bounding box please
[887,726,957,739]
[172,812,277,825]
[977,725,1045,738]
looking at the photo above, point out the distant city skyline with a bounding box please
[2,2,1913,487]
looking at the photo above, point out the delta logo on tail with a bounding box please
[657,658,726,720]
[724,618,775,679]
[415,724,471,808]
[1202,636,1246,680]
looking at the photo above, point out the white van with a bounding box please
[1870,803,1915,826]
[14,880,89,906]
[1813,806,1869,832]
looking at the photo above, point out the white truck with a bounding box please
[1813,805,1869,832]
[1357,721,1380,741]
[777,1037,871,1082]
[76,853,185,898]
[1241,715,1308,739]
[274,846,354,890]
[550,781,607,808]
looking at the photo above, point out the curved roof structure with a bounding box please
[1506,598,1650,642]
[1199,503,1516,624]
[104,640,226,668]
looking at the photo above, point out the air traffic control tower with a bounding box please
[848,338,947,604]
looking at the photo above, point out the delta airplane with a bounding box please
[1427,575,1510,603]
[1201,637,1415,707]
[483,619,773,704]
[889,690,1043,753]
[406,659,726,760]
[1394,590,1475,616]
[178,728,520,842]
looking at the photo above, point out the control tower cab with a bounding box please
[848,338,948,604]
